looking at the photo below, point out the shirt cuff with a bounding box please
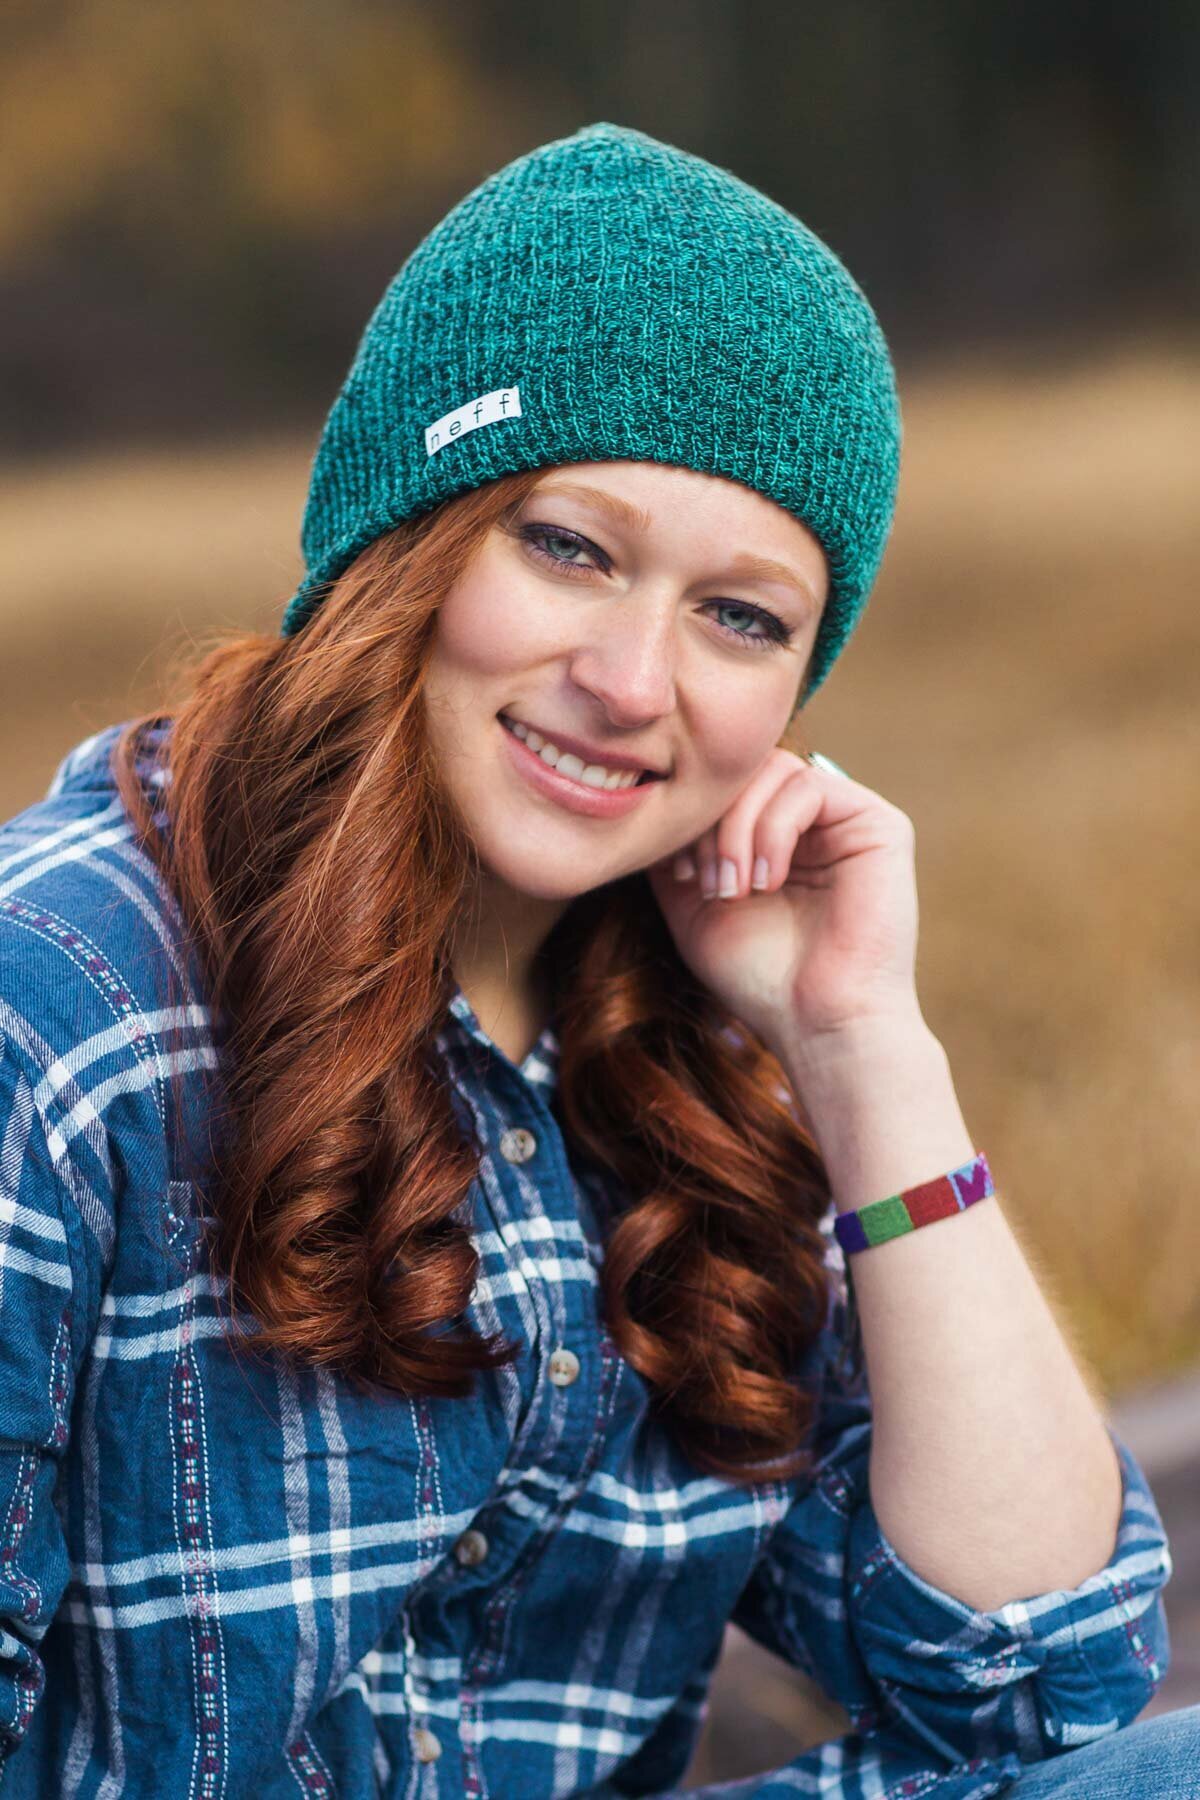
[844,1424,1173,1766]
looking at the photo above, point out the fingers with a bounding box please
[709,769,822,899]
[680,745,802,892]
[682,754,817,899]
[674,753,867,900]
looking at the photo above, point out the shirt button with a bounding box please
[499,1127,537,1164]
[548,1347,580,1387]
[454,1527,489,1567]
[413,1726,442,1763]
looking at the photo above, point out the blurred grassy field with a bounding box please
[4,333,1198,1403]
[3,331,1198,1783]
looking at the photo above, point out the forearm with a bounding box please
[782,1016,1123,1614]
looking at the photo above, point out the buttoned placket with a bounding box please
[494,1114,594,1457]
[444,1012,618,1799]
[401,1611,442,1766]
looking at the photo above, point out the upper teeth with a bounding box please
[503,717,646,789]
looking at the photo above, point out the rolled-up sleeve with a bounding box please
[729,1269,1174,1780]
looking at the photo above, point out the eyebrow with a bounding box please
[527,480,820,608]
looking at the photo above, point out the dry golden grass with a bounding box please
[3,333,1198,1404]
[796,336,1200,1399]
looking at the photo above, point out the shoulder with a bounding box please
[0,721,182,1032]
[0,722,220,1222]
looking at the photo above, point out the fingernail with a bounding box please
[673,852,696,881]
[718,857,738,898]
[700,858,718,899]
[752,855,769,890]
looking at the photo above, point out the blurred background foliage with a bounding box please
[3,0,1199,1774]
[3,0,1199,452]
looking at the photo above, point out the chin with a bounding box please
[475,845,624,904]
[475,845,576,892]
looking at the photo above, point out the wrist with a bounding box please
[780,1022,975,1218]
[778,1006,942,1092]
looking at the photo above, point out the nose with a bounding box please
[564,588,679,728]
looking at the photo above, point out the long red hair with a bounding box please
[111,468,856,1484]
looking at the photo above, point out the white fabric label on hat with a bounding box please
[425,387,522,456]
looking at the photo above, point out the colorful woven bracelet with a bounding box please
[833,1152,994,1255]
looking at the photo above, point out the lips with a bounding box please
[498,714,666,782]
[498,710,663,818]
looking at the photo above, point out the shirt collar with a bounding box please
[439,980,561,1097]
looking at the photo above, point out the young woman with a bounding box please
[0,122,1188,1798]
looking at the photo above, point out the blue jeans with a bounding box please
[995,1704,1200,1797]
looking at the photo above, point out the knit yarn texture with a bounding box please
[280,121,903,706]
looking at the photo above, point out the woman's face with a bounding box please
[423,459,829,903]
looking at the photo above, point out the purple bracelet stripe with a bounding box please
[833,1154,993,1256]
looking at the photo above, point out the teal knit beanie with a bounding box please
[280,121,902,706]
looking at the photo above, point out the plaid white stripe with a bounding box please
[0,725,1173,1798]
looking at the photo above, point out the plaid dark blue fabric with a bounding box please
[0,725,1173,1798]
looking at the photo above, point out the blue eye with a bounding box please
[522,526,594,573]
[517,524,795,654]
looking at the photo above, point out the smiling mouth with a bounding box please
[498,714,666,787]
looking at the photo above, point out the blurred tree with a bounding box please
[1,0,1196,452]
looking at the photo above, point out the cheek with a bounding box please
[693,705,780,780]
[435,578,550,684]
[668,717,780,842]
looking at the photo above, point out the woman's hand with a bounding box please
[643,749,926,1071]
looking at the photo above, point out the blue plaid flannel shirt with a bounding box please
[0,723,1173,1797]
